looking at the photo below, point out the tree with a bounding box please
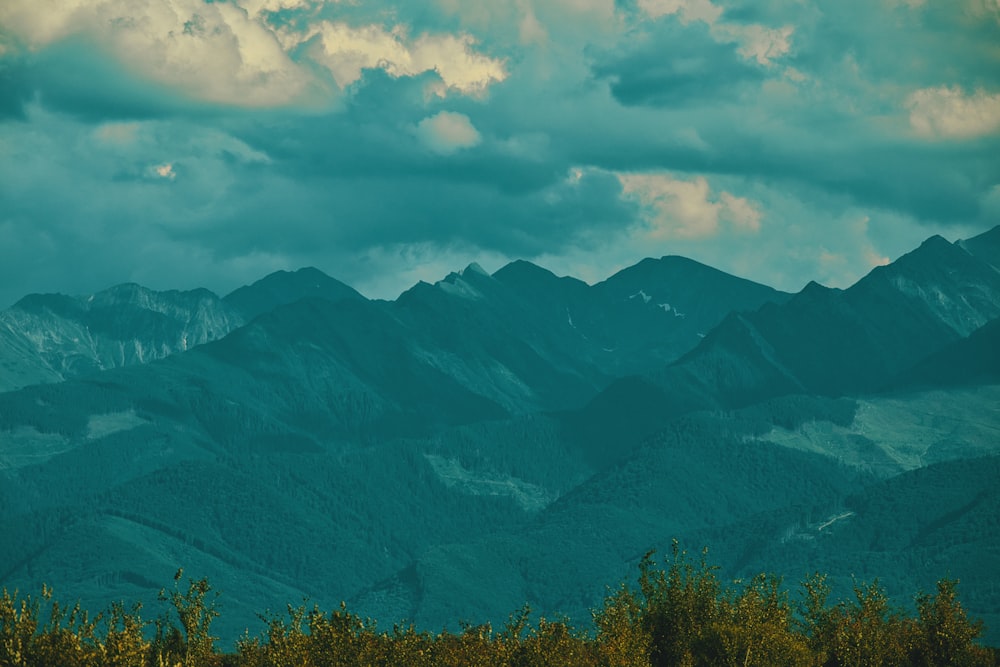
[638,541,721,667]
[911,579,993,667]
[709,574,811,667]
[594,584,651,667]
[156,569,220,667]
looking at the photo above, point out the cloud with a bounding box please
[637,0,723,24]
[0,0,997,311]
[634,0,794,67]
[618,172,762,239]
[0,0,315,107]
[907,86,1000,139]
[297,21,506,95]
[591,19,763,107]
[415,111,482,154]
[151,163,177,181]
[714,23,793,66]
[0,0,506,109]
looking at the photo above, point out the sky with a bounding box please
[0,0,998,308]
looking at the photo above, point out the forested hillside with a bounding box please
[2,226,999,648]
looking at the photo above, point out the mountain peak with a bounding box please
[11,292,84,317]
[461,262,490,278]
[919,234,952,250]
[795,280,838,298]
[224,267,364,320]
[959,224,1000,270]
[492,260,559,283]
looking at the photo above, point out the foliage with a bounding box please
[1,552,996,666]
[153,569,220,667]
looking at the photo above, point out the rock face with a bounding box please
[0,267,368,394]
[0,285,245,392]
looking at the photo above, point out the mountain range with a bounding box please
[1,226,999,646]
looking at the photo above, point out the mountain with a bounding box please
[384,257,789,413]
[222,266,366,321]
[342,385,1000,648]
[491,255,791,378]
[1,227,999,647]
[0,284,243,393]
[686,453,1000,644]
[643,229,1000,410]
[960,223,1000,270]
[890,317,1000,390]
[0,268,370,395]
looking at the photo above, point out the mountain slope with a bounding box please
[687,454,1000,645]
[890,317,1000,390]
[0,267,372,394]
[645,229,1000,409]
[386,257,790,413]
[960,224,1000,270]
[2,227,999,647]
[223,266,366,321]
[0,285,244,393]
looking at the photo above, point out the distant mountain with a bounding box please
[0,284,243,393]
[890,317,1000,390]
[2,227,999,647]
[959,224,1000,270]
[385,257,789,412]
[491,255,791,378]
[0,268,369,394]
[223,266,366,321]
[644,229,1000,409]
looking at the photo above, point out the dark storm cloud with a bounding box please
[0,53,29,119]
[591,18,763,107]
[24,40,212,121]
[0,0,996,306]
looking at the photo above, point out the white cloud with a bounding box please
[518,2,549,45]
[635,0,793,66]
[555,0,617,19]
[906,86,1000,139]
[152,163,177,180]
[0,0,505,107]
[0,0,313,107]
[816,216,889,284]
[715,23,794,66]
[93,122,141,146]
[237,0,315,18]
[304,21,506,94]
[636,0,722,24]
[416,111,482,154]
[618,172,763,239]
[719,192,762,232]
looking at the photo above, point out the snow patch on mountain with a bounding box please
[629,290,652,304]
